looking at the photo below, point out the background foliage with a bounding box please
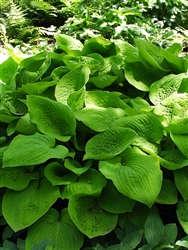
[0,0,188,51]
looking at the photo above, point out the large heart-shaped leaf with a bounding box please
[99,147,162,207]
[75,107,125,132]
[84,127,137,160]
[55,65,90,105]
[27,95,76,142]
[25,208,84,250]
[2,179,60,231]
[3,133,68,167]
[68,194,118,238]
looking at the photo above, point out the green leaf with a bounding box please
[170,133,188,158]
[75,107,125,132]
[15,113,38,135]
[68,194,118,238]
[63,55,103,73]
[27,95,76,142]
[153,93,188,126]
[64,158,91,176]
[51,66,70,81]
[114,113,163,143]
[120,230,143,249]
[67,87,85,112]
[85,90,128,109]
[156,178,178,204]
[159,224,177,246]
[0,167,39,191]
[19,80,56,95]
[18,52,51,85]
[175,236,188,248]
[149,73,187,105]
[125,62,165,91]
[0,57,18,85]
[55,34,83,56]
[98,180,136,214]
[3,133,68,167]
[44,161,78,186]
[134,39,164,67]
[55,65,90,105]
[174,167,188,201]
[114,39,137,56]
[99,147,162,207]
[161,49,186,73]
[61,169,106,199]
[158,149,188,170]
[2,90,27,115]
[2,240,18,250]
[144,211,164,246]
[177,200,188,234]
[26,208,84,250]
[82,37,119,57]
[31,239,51,250]
[90,74,118,89]
[84,127,137,160]
[2,179,60,231]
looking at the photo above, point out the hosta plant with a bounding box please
[0,34,188,249]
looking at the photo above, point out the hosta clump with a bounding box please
[0,34,188,249]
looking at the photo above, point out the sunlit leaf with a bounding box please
[84,127,136,160]
[115,113,163,142]
[27,95,76,142]
[55,65,90,105]
[75,106,125,132]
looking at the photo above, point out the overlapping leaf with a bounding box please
[26,208,84,250]
[3,133,68,167]
[68,194,118,238]
[2,179,60,231]
[74,106,125,132]
[27,95,76,142]
[99,147,162,207]
[84,127,137,160]
[55,65,90,105]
